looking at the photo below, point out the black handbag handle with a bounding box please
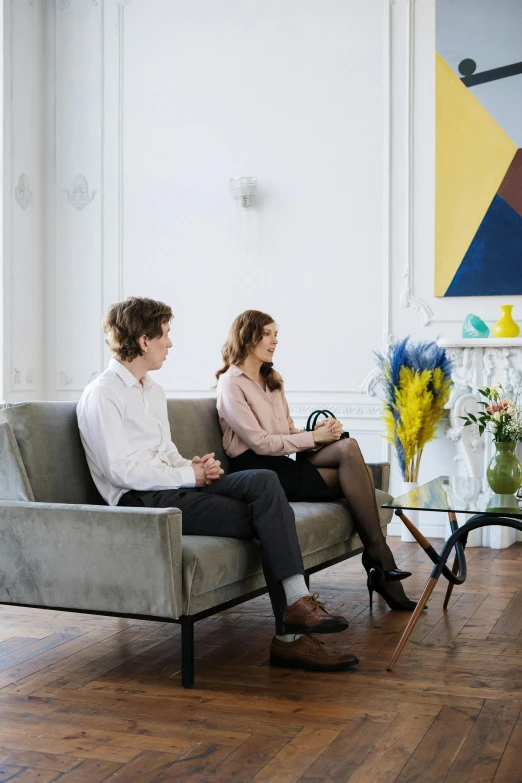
[304,409,349,439]
[305,409,337,432]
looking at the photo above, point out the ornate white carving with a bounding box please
[360,368,381,397]
[60,371,73,386]
[14,175,33,210]
[441,340,522,490]
[26,369,34,386]
[400,267,434,327]
[13,369,20,385]
[397,0,433,328]
[88,370,100,383]
[64,175,96,210]
[483,348,522,396]
[60,0,98,8]
[289,404,382,419]
[446,392,484,477]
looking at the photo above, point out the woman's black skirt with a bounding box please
[229,450,334,502]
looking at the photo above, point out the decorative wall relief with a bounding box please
[12,368,36,391]
[14,175,33,210]
[64,175,97,210]
[440,340,522,481]
[60,0,98,9]
[288,403,383,420]
[360,368,383,397]
[88,370,99,382]
[59,371,73,386]
[400,267,433,326]
[436,0,522,296]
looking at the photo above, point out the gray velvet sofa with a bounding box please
[0,399,393,687]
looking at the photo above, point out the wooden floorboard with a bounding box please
[1,539,522,781]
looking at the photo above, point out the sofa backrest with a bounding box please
[0,420,35,501]
[166,398,229,473]
[0,402,105,505]
[0,397,227,504]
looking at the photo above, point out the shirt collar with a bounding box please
[109,358,151,389]
[228,365,243,377]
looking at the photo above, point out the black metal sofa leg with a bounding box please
[181,617,195,688]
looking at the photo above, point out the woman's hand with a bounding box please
[312,419,342,445]
[330,420,344,438]
[314,418,343,438]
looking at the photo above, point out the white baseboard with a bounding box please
[387,520,446,540]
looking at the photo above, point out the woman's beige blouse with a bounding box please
[216,365,315,458]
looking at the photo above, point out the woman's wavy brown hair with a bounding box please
[216,310,282,391]
[103,296,173,362]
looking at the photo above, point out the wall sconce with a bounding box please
[229,177,257,209]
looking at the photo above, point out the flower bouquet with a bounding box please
[460,384,522,493]
[375,338,452,482]
[460,384,522,441]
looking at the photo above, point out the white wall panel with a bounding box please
[4,0,44,399]
[52,0,103,395]
[102,0,390,399]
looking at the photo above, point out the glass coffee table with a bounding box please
[382,476,522,670]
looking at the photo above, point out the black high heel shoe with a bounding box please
[367,571,418,611]
[361,551,411,583]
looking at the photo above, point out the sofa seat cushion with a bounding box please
[182,490,393,613]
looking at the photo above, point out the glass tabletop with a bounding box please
[382,476,522,516]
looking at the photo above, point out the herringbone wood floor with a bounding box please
[0,537,521,782]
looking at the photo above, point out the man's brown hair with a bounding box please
[103,297,173,362]
[215,310,282,391]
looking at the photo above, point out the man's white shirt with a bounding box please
[77,358,196,505]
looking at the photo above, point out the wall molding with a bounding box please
[12,366,36,392]
[380,0,393,350]
[289,403,383,419]
[59,371,73,387]
[100,0,394,400]
[64,174,97,210]
[398,0,433,327]
[162,391,384,420]
[14,174,33,210]
[60,0,98,9]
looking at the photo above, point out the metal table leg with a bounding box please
[396,509,467,585]
[387,514,522,671]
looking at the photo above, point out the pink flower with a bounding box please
[486,399,515,415]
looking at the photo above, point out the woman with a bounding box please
[216,310,416,611]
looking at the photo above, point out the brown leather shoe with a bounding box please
[283,593,348,634]
[270,635,359,672]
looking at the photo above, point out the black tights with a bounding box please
[308,439,410,602]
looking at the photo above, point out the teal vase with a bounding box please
[486,442,522,494]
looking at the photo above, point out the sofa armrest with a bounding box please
[366,462,390,493]
[0,501,183,619]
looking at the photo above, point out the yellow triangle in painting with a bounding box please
[435,54,516,296]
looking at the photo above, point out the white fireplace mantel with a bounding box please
[437,338,522,349]
[437,338,522,549]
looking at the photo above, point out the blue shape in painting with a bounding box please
[445,195,522,296]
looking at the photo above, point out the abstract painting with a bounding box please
[436,0,522,297]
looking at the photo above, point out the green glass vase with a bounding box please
[486,442,522,494]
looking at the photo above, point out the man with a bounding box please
[77,297,358,672]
